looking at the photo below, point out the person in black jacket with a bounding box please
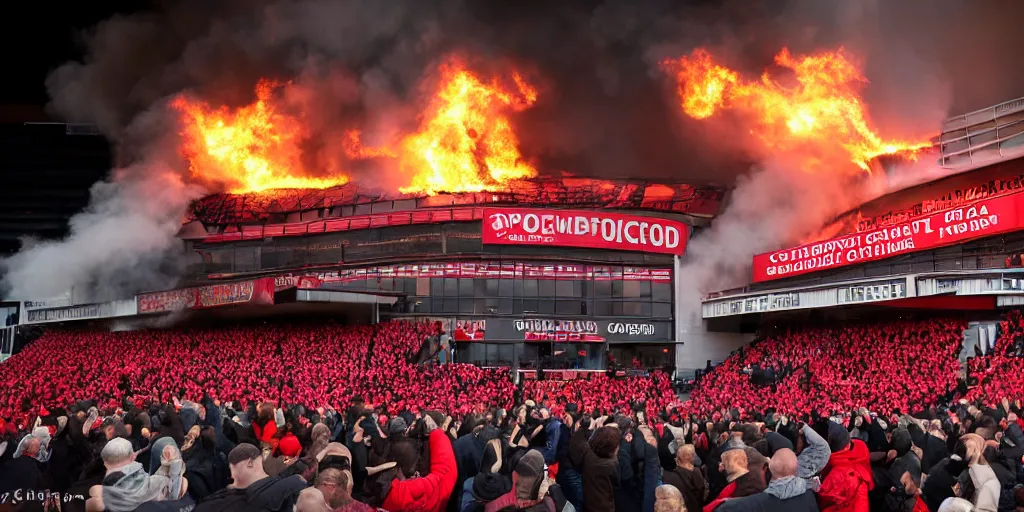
[662,444,706,512]
[569,418,619,512]
[183,426,230,501]
[196,443,307,512]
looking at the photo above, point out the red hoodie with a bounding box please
[817,439,873,512]
[381,429,457,512]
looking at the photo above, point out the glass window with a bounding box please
[638,281,652,297]
[623,281,641,298]
[539,280,556,297]
[441,298,458,313]
[431,278,444,295]
[523,280,538,297]
[539,300,555,314]
[594,300,613,316]
[594,281,612,298]
[623,300,643,316]
[459,279,474,296]
[523,300,539,313]
[499,299,513,314]
[508,279,520,298]
[556,280,574,297]
[653,302,672,318]
[460,299,474,314]
[556,300,579,315]
[486,279,499,297]
[653,282,672,302]
[444,278,459,296]
[612,280,623,298]
[416,278,430,295]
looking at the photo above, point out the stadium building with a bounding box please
[700,96,1024,366]
[1,170,725,376]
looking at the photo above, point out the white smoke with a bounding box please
[0,160,204,302]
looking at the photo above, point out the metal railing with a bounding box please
[940,96,1024,167]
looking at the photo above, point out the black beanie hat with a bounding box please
[472,472,511,502]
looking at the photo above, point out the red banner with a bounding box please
[482,208,688,255]
[138,278,276,314]
[753,192,1024,282]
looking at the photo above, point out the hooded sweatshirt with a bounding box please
[968,463,1000,512]
[817,439,873,512]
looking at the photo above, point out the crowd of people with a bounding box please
[0,315,1023,511]
[687,318,968,418]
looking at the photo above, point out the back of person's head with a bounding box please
[101,437,134,468]
[721,448,749,477]
[891,428,913,456]
[590,426,621,459]
[228,443,265,487]
[315,468,350,508]
[22,437,41,457]
[654,484,684,512]
[768,448,798,479]
[676,444,696,466]
[938,496,974,512]
[294,487,329,512]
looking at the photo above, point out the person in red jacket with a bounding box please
[379,418,458,512]
[816,422,873,512]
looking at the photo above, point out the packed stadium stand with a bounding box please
[687,316,969,417]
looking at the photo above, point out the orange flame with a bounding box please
[397,60,538,194]
[661,48,933,171]
[172,80,348,193]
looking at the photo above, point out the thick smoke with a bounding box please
[2,0,1022,302]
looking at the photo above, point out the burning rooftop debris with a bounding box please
[661,47,934,172]
[173,80,349,194]
[173,57,538,196]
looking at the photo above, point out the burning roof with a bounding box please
[173,57,540,196]
[186,177,726,226]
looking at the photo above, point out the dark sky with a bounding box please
[0,2,154,106]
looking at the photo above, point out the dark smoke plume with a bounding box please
[2,0,1023,301]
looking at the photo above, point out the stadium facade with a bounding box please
[5,96,1024,375]
[3,177,726,375]
[701,96,1024,363]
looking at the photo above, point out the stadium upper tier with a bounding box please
[184,177,726,227]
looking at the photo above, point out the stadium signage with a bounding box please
[137,278,275,314]
[482,208,688,255]
[484,318,671,342]
[753,192,1024,282]
[26,303,113,323]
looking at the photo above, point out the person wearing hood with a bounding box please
[717,448,819,512]
[85,437,190,512]
[135,443,196,512]
[879,428,923,512]
[958,434,999,512]
[481,449,572,512]
[0,434,47,494]
[461,438,511,512]
[450,419,500,512]
[195,443,308,512]
[184,426,230,501]
[817,421,873,512]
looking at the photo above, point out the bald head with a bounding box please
[23,437,41,458]
[769,448,798,479]
[721,448,749,479]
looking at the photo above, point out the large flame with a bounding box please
[661,48,933,171]
[173,80,349,193]
[174,59,538,195]
[397,60,539,194]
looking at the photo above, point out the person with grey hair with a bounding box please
[0,435,46,495]
[86,437,169,512]
[938,497,975,512]
[717,448,818,511]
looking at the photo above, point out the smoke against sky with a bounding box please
[2,0,1023,301]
